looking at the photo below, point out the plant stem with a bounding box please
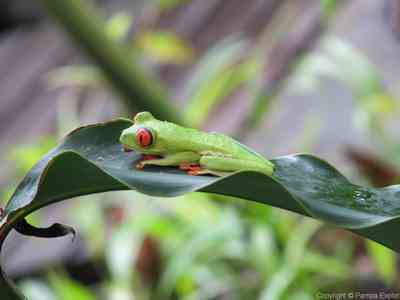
[0,267,24,300]
[38,0,183,124]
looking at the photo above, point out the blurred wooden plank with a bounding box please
[385,0,400,40]
[0,24,77,186]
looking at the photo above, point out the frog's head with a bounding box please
[120,112,163,154]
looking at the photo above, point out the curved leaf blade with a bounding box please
[1,118,400,251]
[2,118,400,299]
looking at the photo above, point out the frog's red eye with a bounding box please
[136,128,153,147]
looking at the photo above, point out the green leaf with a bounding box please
[136,31,193,64]
[321,37,384,99]
[366,240,397,284]
[258,219,321,300]
[320,0,337,18]
[184,60,255,128]
[157,209,241,298]
[8,137,56,173]
[47,65,104,88]
[105,12,133,41]
[48,271,96,300]
[157,0,190,11]
[297,37,384,99]
[19,280,55,300]
[2,118,400,298]
[301,251,351,279]
[183,36,249,127]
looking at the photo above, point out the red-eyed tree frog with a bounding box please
[120,112,274,176]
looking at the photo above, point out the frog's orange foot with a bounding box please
[142,155,161,161]
[136,162,145,169]
[179,163,201,170]
[122,145,133,152]
[185,165,204,176]
[136,155,162,169]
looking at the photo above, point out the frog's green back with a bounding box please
[145,117,269,164]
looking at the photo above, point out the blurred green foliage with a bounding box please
[366,240,396,285]
[295,37,398,140]
[136,31,194,65]
[48,271,96,300]
[294,36,400,291]
[4,0,400,299]
[18,192,353,300]
[8,138,56,174]
[183,36,253,127]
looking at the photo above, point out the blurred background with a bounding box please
[1,0,400,299]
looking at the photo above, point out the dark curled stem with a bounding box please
[14,218,76,240]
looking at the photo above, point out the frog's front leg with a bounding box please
[198,155,274,176]
[136,152,200,169]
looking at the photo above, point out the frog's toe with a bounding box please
[179,162,201,170]
[136,162,145,169]
[187,167,226,177]
[122,145,133,152]
[185,165,203,175]
[141,155,162,161]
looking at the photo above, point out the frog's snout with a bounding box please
[120,129,133,152]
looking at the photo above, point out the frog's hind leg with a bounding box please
[187,168,230,177]
[142,155,162,161]
[199,156,274,176]
[179,162,201,170]
[178,160,229,177]
[136,152,200,169]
